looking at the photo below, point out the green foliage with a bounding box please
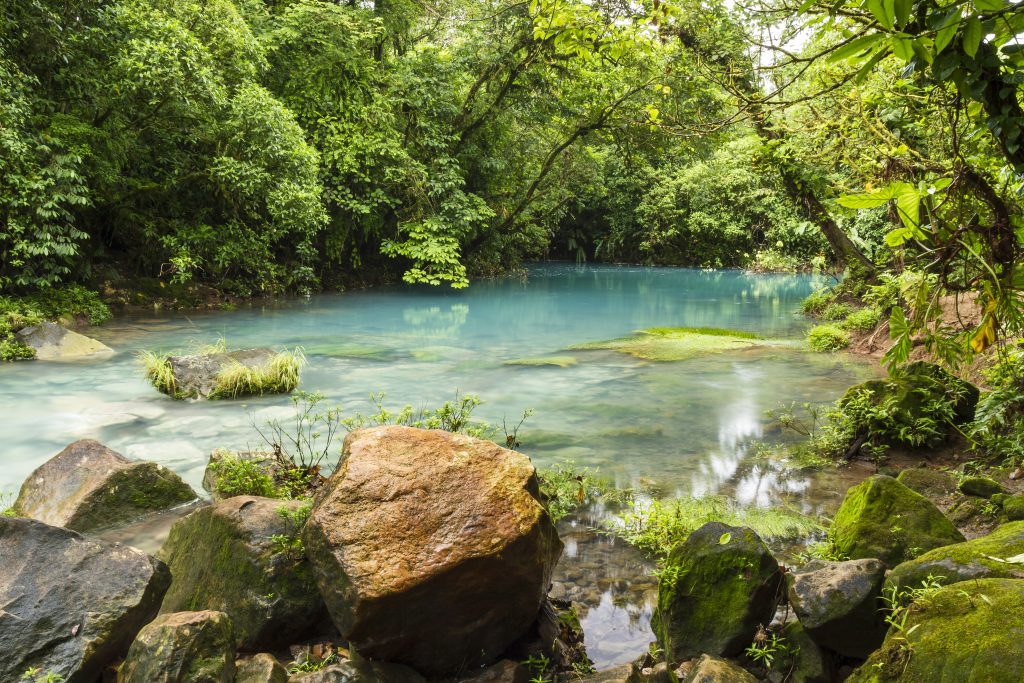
[138,351,176,396]
[20,669,65,683]
[821,302,854,321]
[745,631,797,670]
[342,391,496,440]
[615,495,820,556]
[209,348,305,399]
[801,289,837,316]
[0,339,35,361]
[207,453,278,498]
[536,463,637,522]
[842,307,882,333]
[970,343,1024,465]
[0,286,110,362]
[269,501,312,560]
[807,324,850,352]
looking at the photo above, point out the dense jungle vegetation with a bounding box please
[2,0,1023,358]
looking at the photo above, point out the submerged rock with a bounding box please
[158,496,325,651]
[15,320,113,360]
[787,558,887,658]
[146,347,301,399]
[652,522,783,662]
[119,610,236,683]
[831,475,964,566]
[303,426,562,675]
[569,327,764,362]
[12,439,197,532]
[0,516,170,682]
[848,578,1024,682]
[887,520,1024,590]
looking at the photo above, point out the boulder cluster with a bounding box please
[1,427,570,682]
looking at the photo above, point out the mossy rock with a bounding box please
[119,610,235,683]
[652,521,782,661]
[847,578,1024,682]
[831,476,964,566]
[780,622,833,683]
[958,476,1006,499]
[896,468,957,498]
[1004,494,1024,521]
[946,496,987,525]
[158,496,326,651]
[502,356,578,368]
[12,439,197,533]
[887,520,1024,590]
[569,327,764,362]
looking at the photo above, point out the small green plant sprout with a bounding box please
[503,407,534,449]
[288,651,338,674]
[745,626,796,669]
[207,453,278,498]
[537,462,636,522]
[1,491,17,517]
[879,573,947,668]
[269,502,312,560]
[21,669,65,683]
[522,653,552,683]
[341,391,496,439]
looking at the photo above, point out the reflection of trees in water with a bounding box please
[400,303,468,341]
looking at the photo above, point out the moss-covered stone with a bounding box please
[946,496,986,525]
[958,476,1006,499]
[652,521,782,661]
[12,439,197,532]
[887,520,1024,590]
[158,496,325,651]
[569,327,764,362]
[119,610,235,683]
[780,622,832,683]
[841,361,979,426]
[895,469,957,498]
[1004,494,1024,521]
[847,578,1024,682]
[677,655,757,683]
[831,476,964,566]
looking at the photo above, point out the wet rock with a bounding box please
[780,622,832,683]
[831,475,964,566]
[15,320,113,360]
[895,468,956,498]
[288,656,425,683]
[158,496,325,650]
[848,578,1024,682]
[119,610,235,683]
[580,664,632,682]
[0,516,170,682]
[303,426,562,675]
[155,348,299,399]
[504,598,590,677]
[652,522,783,661]
[678,655,757,683]
[958,476,1005,499]
[236,653,289,683]
[787,558,887,658]
[887,520,1024,590]
[12,439,197,532]
[445,660,531,683]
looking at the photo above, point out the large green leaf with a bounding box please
[829,33,887,62]
[963,17,982,57]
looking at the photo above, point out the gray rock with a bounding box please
[15,320,113,360]
[168,348,276,398]
[444,660,531,683]
[12,439,197,532]
[652,522,783,661]
[288,656,425,683]
[787,558,887,658]
[678,655,758,683]
[236,653,289,683]
[0,516,170,682]
[158,496,326,650]
[780,622,832,683]
[119,610,235,683]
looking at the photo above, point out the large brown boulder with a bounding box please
[158,496,326,650]
[119,610,236,683]
[12,439,197,532]
[0,516,170,682]
[303,426,563,675]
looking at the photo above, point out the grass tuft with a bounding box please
[138,350,177,396]
[209,347,305,399]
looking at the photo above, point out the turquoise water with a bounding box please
[0,263,878,504]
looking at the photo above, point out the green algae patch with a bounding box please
[503,356,578,368]
[848,578,1024,682]
[569,327,764,362]
[305,342,395,361]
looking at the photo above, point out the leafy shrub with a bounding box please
[0,339,35,361]
[808,324,850,352]
[537,463,637,522]
[801,288,837,315]
[614,495,819,556]
[207,453,278,498]
[842,306,882,332]
[18,286,111,325]
[970,343,1024,465]
[821,302,854,321]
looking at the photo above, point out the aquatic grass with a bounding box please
[538,462,638,522]
[138,350,177,396]
[614,495,821,556]
[503,356,578,368]
[569,326,764,361]
[209,347,305,399]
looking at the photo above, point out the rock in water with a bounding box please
[787,558,887,658]
[158,496,325,650]
[831,475,964,566]
[848,578,1024,682]
[119,610,235,683]
[166,348,278,398]
[887,520,1024,590]
[15,320,113,360]
[12,439,197,532]
[652,522,783,662]
[303,426,563,675]
[0,516,170,682]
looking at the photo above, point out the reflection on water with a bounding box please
[0,263,882,668]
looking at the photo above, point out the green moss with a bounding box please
[503,356,578,368]
[306,342,395,360]
[832,476,964,566]
[569,327,763,362]
[807,324,850,352]
[958,476,1005,499]
[887,520,1024,589]
[895,469,957,498]
[67,462,197,531]
[848,579,1024,682]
